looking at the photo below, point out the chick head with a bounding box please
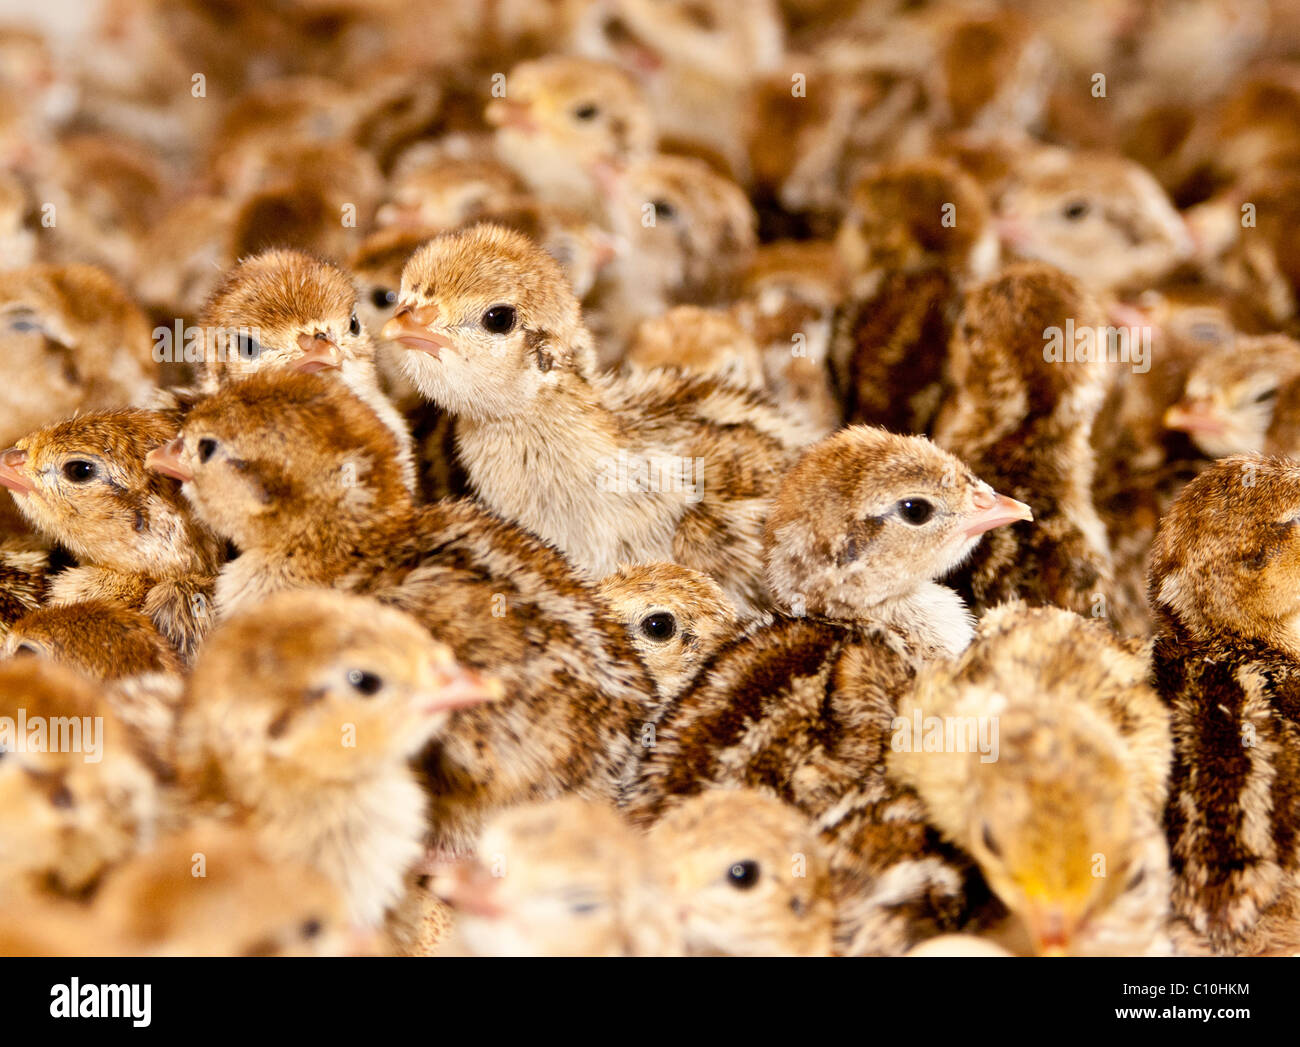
[383,223,595,421]
[0,408,218,577]
[763,425,1031,617]
[198,249,373,386]
[648,788,833,957]
[184,590,501,791]
[4,601,181,680]
[147,371,406,552]
[1165,334,1300,458]
[436,796,674,957]
[0,659,157,896]
[1148,453,1300,644]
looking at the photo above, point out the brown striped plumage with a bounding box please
[1148,454,1300,954]
[157,370,657,853]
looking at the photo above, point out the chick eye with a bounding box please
[572,103,600,121]
[371,287,397,309]
[981,824,1002,857]
[61,460,96,483]
[727,860,760,889]
[897,498,934,525]
[481,305,516,334]
[1126,868,1146,892]
[236,334,263,361]
[638,611,677,642]
[652,199,676,221]
[1062,200,1091,221]
[9,318,42,333]
[349,313,361,337]
[346,669,383,696]
[301,917,323,939]
[13,642,41,657]
[1254,388,1278,405]
[197,438,218,463]
[49,784,74,809]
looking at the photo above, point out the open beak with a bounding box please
[0,447,32,495]
[963,490,1033,537]
[1164,401,1227,436]
[144,437,194,483]
[294,333,343,374]
[485,98,540,134]
[382,306,453,358]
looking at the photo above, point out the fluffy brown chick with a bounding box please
[0,659,158,899]
[647,789,835,957]
[623,305,767,391]
[997,148,1192,295]
[95,823,355,957]
[0,264,156,448]
[383,223,811,616]
[5,601,181,681]
[932,262,1118,622]
[1148,454,1300,954]
[597,562,738,703]
[180,589,501,929]
[829,158,998,436]
[1165,333,1300,459]
[197,249,415,492]
[434,796,677,957]
[624,426,1031,953]
[892,603,1173,956]
[596,154,757,353]
[148,370,655,853]
[487,55,655,216]
[0,408,223,658]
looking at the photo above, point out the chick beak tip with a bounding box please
[0,447,31,495]
[145,440,194,483]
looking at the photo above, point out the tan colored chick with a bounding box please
[179,589,501,929]
[434,796,677,956]
[648,789,835,956]
[384,223,810,616]
[892,603,1173,956]
[4,601,181,681]
[0,264,156,448]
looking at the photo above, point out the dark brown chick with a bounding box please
[148,370,656,854]
[932,262,1118,623]
[1148,454,1300,955]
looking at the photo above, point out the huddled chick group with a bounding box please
[3,0,1300,957]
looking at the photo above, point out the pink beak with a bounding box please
[293,332,343,374]
[145,437,194,483]
[382,306,453,358]
[963,490,1033,537]
[1164,402,1226,436]
[0,447,32,495]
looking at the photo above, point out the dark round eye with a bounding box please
[727,860,760,889]
[50,784,74,809]
[301,918,323,939]
[481,305,516,334]
[346,669,383,696]
[638,611,677,642]
[1254,388,1278,405]
[981,824,1001,857]
[652,199,676,221]
[237,334,263,361]
[62,460,96,483]
[1126,868,1146,892]
[13,643,41,657]
[572,103,599,121]
[1062,200,1090,221]
[897,498,934,525]
[197,438,218,463]
[348,313,361,337]
[10,318,41,333]
[371,287,396,309]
